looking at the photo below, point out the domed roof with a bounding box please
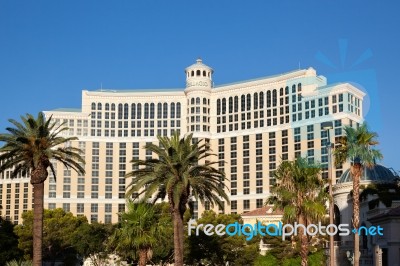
[337,164,398,184]
[185,58,213,72]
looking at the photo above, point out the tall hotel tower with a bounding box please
[0,59,365,223]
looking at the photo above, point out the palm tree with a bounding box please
[111,200,171,266]
[267,157,327,266]
[334,122,382,266]
[0,113,85,266]
[360,182,400,209]
[125,132,229,266]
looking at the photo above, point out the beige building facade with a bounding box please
[0,59,364,224]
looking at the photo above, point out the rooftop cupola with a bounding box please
[184,58,213,93]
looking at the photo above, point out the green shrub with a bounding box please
[309,250,325,266]
[5,260,33,266]
[254,254,278,266]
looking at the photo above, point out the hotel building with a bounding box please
[0,59,365,224]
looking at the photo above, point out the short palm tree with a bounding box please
[111,200,171,266]
[334,122,382,266]
[267,157,327,266]
[125,132,229,266]
[0,113,85,266]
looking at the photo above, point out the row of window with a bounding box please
[91,102,182,120]
[216,84,302,115]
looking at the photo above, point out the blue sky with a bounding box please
[0,1,399,170]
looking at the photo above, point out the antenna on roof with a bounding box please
[100,82,103,91]
[298,62,301,69]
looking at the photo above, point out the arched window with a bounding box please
[280,88,284,96]
[267,91,271,107]
[292,85,296,93]
[203,70,206,77]
[144,103,149,119]
[208,72,210,77]
[272,90,277,107]
[285,86,289,95]
[105,103,110,111]
[150,103,155,119]
[111,103,115,111]
[259,92,264,108]
[91,103,96,110]
[97,103,102,110]
[191,70,194,77]
[163,103,168,118]
[176,103,181,118]
[124,104,129,119]
[170,103,175,118]
[203,98,207,105]
[196,97,200,105]
[118,104,123,119]
[157,103,162,119]
[234,96,238,112]
[222,98,226,114]
[298,83,302,92]
[131,104,136,119]
[246,94,251,111]
[191,98,195,105]
[137,103,142,119]
[254,93,258,110]
[217,99,221,115]
[241,95,246,111]
[229,97,233,113]
[196,70,200,76]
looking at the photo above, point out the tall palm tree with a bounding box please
[267,157,327,266]
[125,132,229,266]
[0,113,85,266]
[111,200,171,266]
[334,122,382,266]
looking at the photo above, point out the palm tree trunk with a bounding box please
[138,248,148,266]
[298,214,308,266]
[32,182,44,266]
[173,210,184,266]
[352,164,362,266]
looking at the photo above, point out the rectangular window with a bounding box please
[91,203,98,213]
[77,203,84,213]
[62,203,70,212]
[256,199,263,208]
[91,215,98,223]
[105,204,112,213]
[243,200,250,210]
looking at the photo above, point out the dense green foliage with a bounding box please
[185,210,260,266]
[110,201,172,266]
[2,207,329,265]
[255,250,325,266]
[0,217,23,264]
[13,209,113,264]
[15,209,87,262]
